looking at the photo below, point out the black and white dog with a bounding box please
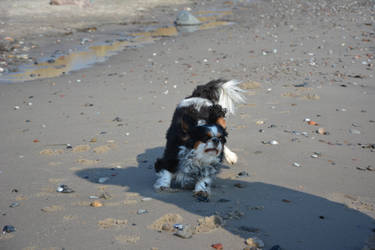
[154,79,245,200]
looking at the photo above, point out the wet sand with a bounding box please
[0,0,375,249]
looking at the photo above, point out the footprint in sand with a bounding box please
[98,218,128,229]
[72,145,91,153]
[114,234,140,244]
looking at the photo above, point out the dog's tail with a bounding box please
[217,79,246,115]
[189,79,246,115]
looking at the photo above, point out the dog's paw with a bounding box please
[193,191,210,202]
[155,186,168,192]
[225,149,238,165]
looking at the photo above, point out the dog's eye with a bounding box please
[201,135,211,142]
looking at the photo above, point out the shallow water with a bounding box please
[0,10,232,83]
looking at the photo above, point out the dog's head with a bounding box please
[188,123,227,165]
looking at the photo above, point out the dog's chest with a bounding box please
[177,148,220,178]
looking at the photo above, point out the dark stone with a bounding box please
[2,225,16,233]
[175,11,202,26]
[238,171,249,177]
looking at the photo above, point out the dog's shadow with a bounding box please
[76,147,374,249]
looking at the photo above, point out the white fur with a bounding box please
[194,177,212,193]
[218,80,246,115]
[178,97,213,111]
[153,169,172,190]
[197,119,206,126]
[194,141,222,166]
[224,145,238,164]
[175,145,222,192]
[207,125,218,136]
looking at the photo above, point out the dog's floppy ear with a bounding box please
[208,104,227,128]
[216,117,227,129]
[181,114,196,133]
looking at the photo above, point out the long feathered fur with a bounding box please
[182,79,246,115]
[217,79,246,115]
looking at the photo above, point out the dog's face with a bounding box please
[191,124,227,163]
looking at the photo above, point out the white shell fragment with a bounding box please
[292,162,301,167]
[98,177,109,183]
[270,140,279,145]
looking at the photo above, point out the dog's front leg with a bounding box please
[154,170,172,191]
[224,145,238,165]
[193,177,212,201]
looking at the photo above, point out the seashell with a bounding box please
[90,200,103,207]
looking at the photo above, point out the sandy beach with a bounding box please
[0,0,374,249]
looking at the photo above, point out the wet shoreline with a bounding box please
[0,3,234,83]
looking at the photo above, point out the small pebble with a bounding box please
[301,132,308,137]
[294,82,308,87]
[56,184,74,193]
[292,162,301,167]
[234,183,246,188]
[173,224,184,230]
[99,192,112,200]
[113,117,122,122]
[174,224,193,239]
[137,209,148,215]
[9,202,19,208]
[141,197,153,201]
[98,177,109,183]
[238,171,249,177]
[269,140,279,145]
[317,127,328,135]
[211,243,223,250]
[80,38,91,45]
[349,128,361,135]
[90,200,103,207]
[2,225,16,234]
[245,237,264,248]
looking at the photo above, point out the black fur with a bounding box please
[155,80,228,173]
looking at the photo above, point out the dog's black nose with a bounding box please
[212,137,220,145]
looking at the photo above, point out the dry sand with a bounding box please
[0,0,375,249]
